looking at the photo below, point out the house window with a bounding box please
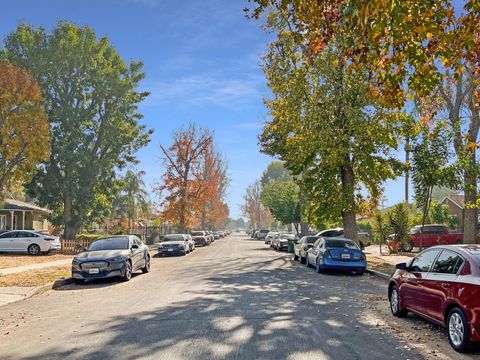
[0,215,6,230]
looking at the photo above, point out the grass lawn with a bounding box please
[0,254,73,269]
[0,266,70,287]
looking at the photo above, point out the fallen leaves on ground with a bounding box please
[0,254,73,269]
[366,255,396,275]
[0,266,70,287]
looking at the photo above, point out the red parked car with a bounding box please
[388,245,480,352]
[388,224,463,252]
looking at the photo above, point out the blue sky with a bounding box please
[1,0,408,218]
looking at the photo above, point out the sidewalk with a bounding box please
[0,259,72,276]
[0,286,39,307]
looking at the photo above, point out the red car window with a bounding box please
[431,250,464,274]
[410,249,441,272]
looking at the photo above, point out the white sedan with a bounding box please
[0,230,61,255]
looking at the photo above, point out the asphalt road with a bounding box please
[0,234,423,360]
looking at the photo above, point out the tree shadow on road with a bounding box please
[7,253,425,360]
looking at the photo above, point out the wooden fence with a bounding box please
[61,238,98,254]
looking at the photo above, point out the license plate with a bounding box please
[168,248,174,252]
[341,253,351,259]
[88,268,99,274]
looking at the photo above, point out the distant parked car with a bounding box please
[158,234,191,256]
[272,233,298,251]
[256,229,270,240]
[316,228,367,249]
[71,235,150,283]
[306,237,366,275]
[388,225,463,252]
[0,230,61,255]
[265,231,279,245]
[191,231,211,246]
[294,236,320,263]
[185,234,195,252]
[389,245,480,352]
[213,232,220,240]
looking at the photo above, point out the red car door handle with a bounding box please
[441,283,450,288]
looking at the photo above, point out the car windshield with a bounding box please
[88,237,129,251]
[409,226,422,234]
[163,235,184,241]
[279,234,295,239]
[325,239,359,249]
[306,236,319,243]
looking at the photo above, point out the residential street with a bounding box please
[0,234,471,360]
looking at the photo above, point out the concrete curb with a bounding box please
[52,277,74,289]
[366,269,391,280]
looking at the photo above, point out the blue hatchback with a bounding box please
[305,237,366,275]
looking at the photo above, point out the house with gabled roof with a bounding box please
[0,198,50,232]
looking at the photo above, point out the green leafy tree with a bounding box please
[260,179,302,234]
[411,125,460,232]
[2,22,152,239]
[372,211,389,245]
[260,161,291,186]
[258,15,404,242]
[430,199,452,226]
[388,203,411,247]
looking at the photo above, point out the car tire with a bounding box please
[389,285,407,317]
[142,254,150,273]
[456,239,463,245]
[315,258,323,273]
[356,270,364,275]
[402,242,413,252]
[122,260,132,281]
[27,244,41,256]
[447,307,470,352]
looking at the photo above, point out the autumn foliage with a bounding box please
[157,124,229,231]
[0,61,50,195]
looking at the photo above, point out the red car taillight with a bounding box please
[324,250,332,259]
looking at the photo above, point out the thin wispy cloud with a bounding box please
[143,73,265,110]
[231,121,264,130]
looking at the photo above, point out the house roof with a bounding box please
[0,199,51,213]
[441,195,465,209]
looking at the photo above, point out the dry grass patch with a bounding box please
[0,266,70,287]
[0,254,73,269]
[367,255,396,275]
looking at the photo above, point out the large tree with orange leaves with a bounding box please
[157,123,229,231]
[0,61,50,196]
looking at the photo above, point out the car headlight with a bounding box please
[112,256,126,262]
[72,258,80,264]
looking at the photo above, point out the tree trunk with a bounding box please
[63,196,77,240]
[300,221,309,237]
[464,154,477,244]
[341,163,358,244]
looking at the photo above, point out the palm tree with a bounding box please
[113,170,148,229]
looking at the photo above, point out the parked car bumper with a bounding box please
[158,247,186,256]
[72,260,125,280]
[278,242,288,250]
[319,258,366,272]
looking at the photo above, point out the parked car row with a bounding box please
[70,230,231,284]
[389,244,480,352]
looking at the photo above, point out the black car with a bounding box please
[71,235,150,283]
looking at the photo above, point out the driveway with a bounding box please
[0,234,472,359]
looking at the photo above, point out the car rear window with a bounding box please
[191,232,204,237]
[163,235,184,241]
[325,239,359,249]
[88,237,129,251]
